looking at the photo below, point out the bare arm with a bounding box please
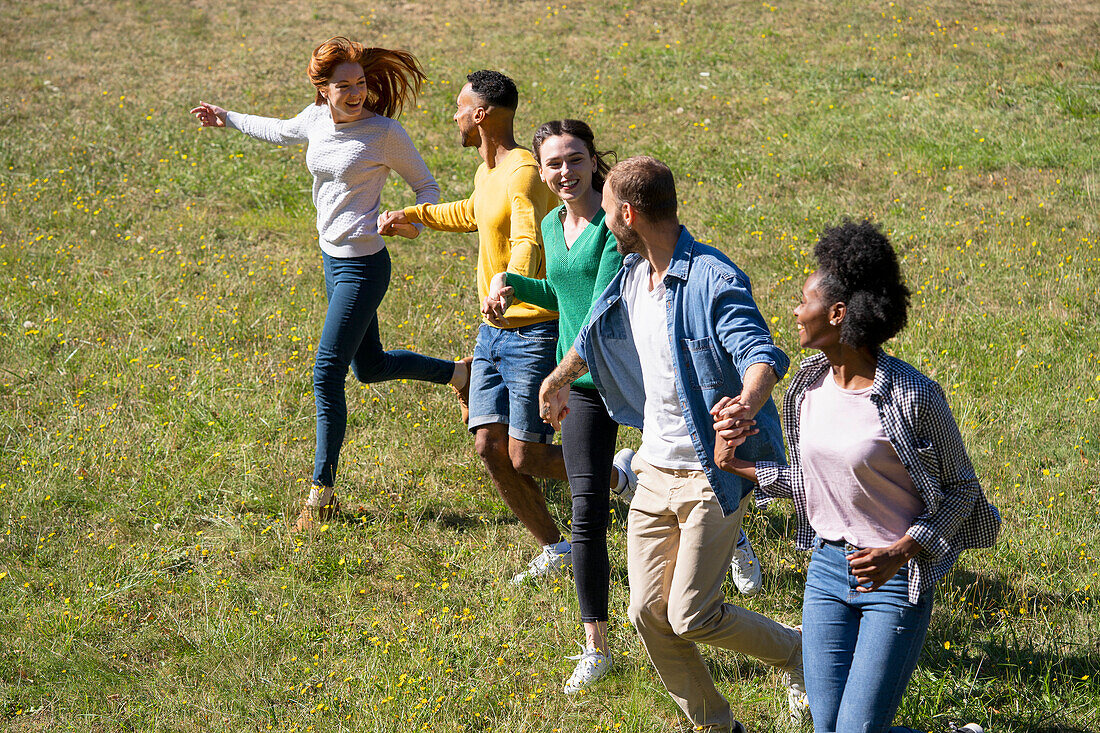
[711,361,778,432]
[537,347,589,430]
[709,362,778,480]
[738,362,779,418]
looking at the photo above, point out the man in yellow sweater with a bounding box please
[378,71,572,583]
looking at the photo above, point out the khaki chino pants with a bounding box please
[627,457,802,731]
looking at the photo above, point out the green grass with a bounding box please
[2,0,1099,730]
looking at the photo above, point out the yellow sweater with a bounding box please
[404,148,559,328]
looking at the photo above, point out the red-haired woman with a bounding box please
[192,37,468,529]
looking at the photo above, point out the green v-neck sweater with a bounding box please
[506,205,623,391]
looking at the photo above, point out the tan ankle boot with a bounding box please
[293,485,339,531]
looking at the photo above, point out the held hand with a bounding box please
[190,101,227,128]
[713,419,757,472]
[537,379,570,431]
[712,395,758,441]
[481,272,513,327]
[848,535,921,592]
[481,290,512,327]
[377,210,419,238]
[711,394,752,426]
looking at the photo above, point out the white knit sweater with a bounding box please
[226,104,439,258]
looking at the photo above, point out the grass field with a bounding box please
[2,0,1099,730]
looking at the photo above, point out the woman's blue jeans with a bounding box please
[802,538,933,733]
[313,250,454,488]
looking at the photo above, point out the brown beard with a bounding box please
[613,221,643,256]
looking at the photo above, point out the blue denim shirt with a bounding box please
[575,226,789,515]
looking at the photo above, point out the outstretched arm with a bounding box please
[193,103,313,146]
[379,123,440,239]
[190,102,227,127]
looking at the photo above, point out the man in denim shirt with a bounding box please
[538,156,805,732]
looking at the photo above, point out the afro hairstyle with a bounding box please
[813,219,911,351]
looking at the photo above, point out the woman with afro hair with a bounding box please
[713,219,999,732]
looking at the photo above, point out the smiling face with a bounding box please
[536,133,595,203]
[321,61,369,122]
[794,271,841,350]
[453,84,482,148]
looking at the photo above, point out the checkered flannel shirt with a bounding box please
[755,351,1002,603]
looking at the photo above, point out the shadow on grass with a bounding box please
[926,570,1100,727]
[703,514,1100,731]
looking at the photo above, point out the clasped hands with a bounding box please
[710,394,759,472]
[376,209,420,239]
[537,380,570,431]
[711,395,921,592]
[480,272,513,327]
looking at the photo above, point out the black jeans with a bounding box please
[561,386,619,623]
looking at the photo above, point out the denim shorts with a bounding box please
[468,320,559,443]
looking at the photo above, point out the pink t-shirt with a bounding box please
[800,369,924,548]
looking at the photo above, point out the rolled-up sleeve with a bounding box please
[754,460,794,500]
[573,323,591,365]
[713,277,790,380]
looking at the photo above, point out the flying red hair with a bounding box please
[307,36,426,118]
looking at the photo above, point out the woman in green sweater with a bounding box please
[482,120,634,694]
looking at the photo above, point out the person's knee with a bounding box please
[348,340,392,383]
[568,512,608,546]
[628,596,668,633]
[313,353,344,391]
[509,440,547,474]
[474,428,510,469]
[349,357,381,384]
[667,598,716,640]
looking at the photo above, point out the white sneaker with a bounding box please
[510,544,572,584]
[563,645,613,694]
[956,725,985,733]
[730,530,763,595]
[785,671,809,727]
[783,624,809,727]
[611,449,638,503]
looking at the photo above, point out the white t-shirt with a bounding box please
[621,260,701,470]
[800,368,924,548]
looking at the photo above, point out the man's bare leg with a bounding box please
[509,438,567,482]
[474,424,562,545]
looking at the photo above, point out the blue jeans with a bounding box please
[313,250,454,487]
[467,321,557,444]
[802,538,933,733]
